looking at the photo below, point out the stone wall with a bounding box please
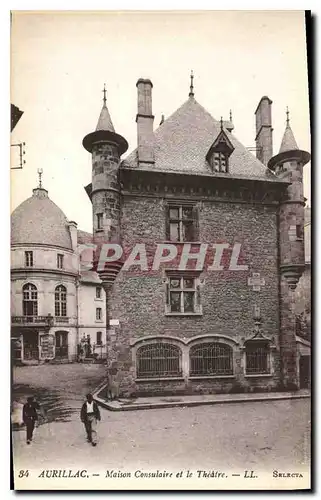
[107,193,281,396]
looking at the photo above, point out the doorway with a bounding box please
[299,356,310,389]
[23,330,39,360]
[55,331,68,359]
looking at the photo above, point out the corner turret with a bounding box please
[269,108,310,390]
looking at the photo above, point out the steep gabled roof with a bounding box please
[124,97,278,181]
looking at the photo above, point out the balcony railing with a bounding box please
[54,317,70,324]
[11,315,53,326]
[11,316,70,326]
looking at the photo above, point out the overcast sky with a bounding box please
[11,10,311,233]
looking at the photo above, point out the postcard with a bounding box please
[10,10,311,491]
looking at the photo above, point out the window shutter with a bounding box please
[192,205,200,241]
[165,205,170,240]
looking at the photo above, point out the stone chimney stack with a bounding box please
[67,220,78,251]
[255,96,273,166]
[136,78,155,165]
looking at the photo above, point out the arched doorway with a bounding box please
[55,331,68,359]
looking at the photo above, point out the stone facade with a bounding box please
[79,78,310,397]
[11,188,108,364]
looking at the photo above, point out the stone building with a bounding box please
[11,181,108,364]
[294,206,311,388]
[82,77,311,396]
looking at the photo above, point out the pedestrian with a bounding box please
[22,396,40,445]
[80,393,101,447]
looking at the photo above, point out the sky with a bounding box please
[10,10,311,233]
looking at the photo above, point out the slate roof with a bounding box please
[77,230,102,284]
[123,97,280,182]
[95,103,115,133]
[279,124,299,153]
[77,229,94,245]
[11,187,73,250]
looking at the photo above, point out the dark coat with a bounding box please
[80,401,101,422]
[22,402,40,423]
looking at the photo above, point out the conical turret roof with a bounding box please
[95,103,115,133]
[82,86,128,155]
[267,109,310,170]
[279,124,299,153]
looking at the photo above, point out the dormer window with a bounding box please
[212,152,228,173]
[206,128,234,174]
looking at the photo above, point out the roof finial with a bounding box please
[102,83,107,105]
[37,168,43,189]
[229,109,233,122]
[286,106,290,127]
[220,116,223,130]
[189,70,194,98]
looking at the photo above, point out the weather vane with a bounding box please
[189,70,194,98]
[103,83,107,105]
[37,168,43,188]
[286,106,290,127]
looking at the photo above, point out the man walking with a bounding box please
[22,396,40,444]
[80,393,101,447]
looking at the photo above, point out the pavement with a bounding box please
[95,388,311,411]
[11,365,311,490]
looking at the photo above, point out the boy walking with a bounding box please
[80,394,101,446]
[22,396,40,444]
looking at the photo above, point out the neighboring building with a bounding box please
[11,183,107,364]
[294,206,311,388]
[81,77,311,396]
[11,104,24,132]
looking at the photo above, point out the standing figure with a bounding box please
[80,393,101,446]
[22,396,40,444]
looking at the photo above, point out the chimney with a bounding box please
[255,96,273,166]
[136,78,154,164]
[67,220,78,251]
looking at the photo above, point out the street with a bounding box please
[12,365,310,477]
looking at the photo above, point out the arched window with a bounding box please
[136,343,182,379]
[245,340,270,374]
[190,342,233,376]
[22,283,38,316]
[55,285,67,317]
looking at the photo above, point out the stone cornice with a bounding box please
[11,268,79,279]
[120,170,286,205]
[11,243,75,253]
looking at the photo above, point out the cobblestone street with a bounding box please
[12,365,310,484]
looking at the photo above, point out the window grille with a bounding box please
[168,276,197,313]
[245,341,269,374]
[25,251,33,267]
[55,285,67,317]
[136,343,182,378]
[166,205,198,242]
[22,283,38,316]
[96,307,102,320]
[190,342,233,376]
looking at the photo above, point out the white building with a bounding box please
[11,181,107,364]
